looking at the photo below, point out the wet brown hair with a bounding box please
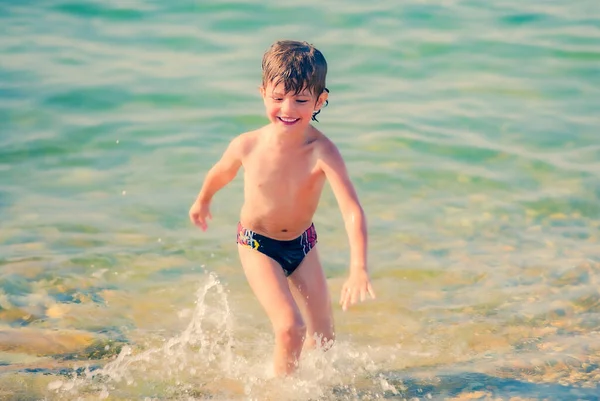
[262,40,329,121]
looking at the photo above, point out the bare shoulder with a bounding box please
[229,129,261,157]
[313,130,344,166]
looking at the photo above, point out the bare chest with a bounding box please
[244,151,323,194]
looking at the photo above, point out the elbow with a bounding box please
[343,204,366,226]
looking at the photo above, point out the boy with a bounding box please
[189,40,375,376]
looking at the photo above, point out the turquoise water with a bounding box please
[1,0,600,399]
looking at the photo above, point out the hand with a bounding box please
[189,200,212,231]
[339,268,376,311]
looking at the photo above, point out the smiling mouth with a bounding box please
[277,116,299,125]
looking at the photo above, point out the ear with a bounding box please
[314,89,329,111]
[259,86,266,98]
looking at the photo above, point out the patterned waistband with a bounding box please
[237,222,317,247]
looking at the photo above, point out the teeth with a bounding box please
[279,117,297,122]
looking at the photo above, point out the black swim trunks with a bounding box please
[236,222,318,276]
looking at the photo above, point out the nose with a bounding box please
[281,98,295,115]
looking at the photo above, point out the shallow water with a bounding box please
[1,0,600,400]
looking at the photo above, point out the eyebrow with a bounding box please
[272,91,311,97]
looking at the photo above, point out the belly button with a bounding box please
[282,229,288,232]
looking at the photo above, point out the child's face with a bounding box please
[260,81,328,131]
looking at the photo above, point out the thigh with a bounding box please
[237,245,303,330]
[287,245,334,340]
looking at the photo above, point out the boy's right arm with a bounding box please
[189,136,244,230]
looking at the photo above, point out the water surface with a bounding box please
[1,0,600,399]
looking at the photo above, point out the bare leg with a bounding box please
[288,245,335,351]
[238,245,306,376]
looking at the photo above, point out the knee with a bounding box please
[275,318,306,348]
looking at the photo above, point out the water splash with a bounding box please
[48,271,239,399]
[44,270,398,400]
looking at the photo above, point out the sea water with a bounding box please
[1,0,599,399]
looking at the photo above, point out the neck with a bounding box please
[267,124,311,147]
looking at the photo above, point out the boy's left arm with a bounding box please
[319,141,376,311]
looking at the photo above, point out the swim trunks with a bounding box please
[236,222,318,277]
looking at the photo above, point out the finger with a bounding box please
[350,289,358,305]
[360,288,366,302]
[341,289,350,309]
[339,286,346,304]
[208,212,212,220]
[341,290,350,311]
[368,283,376,299]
